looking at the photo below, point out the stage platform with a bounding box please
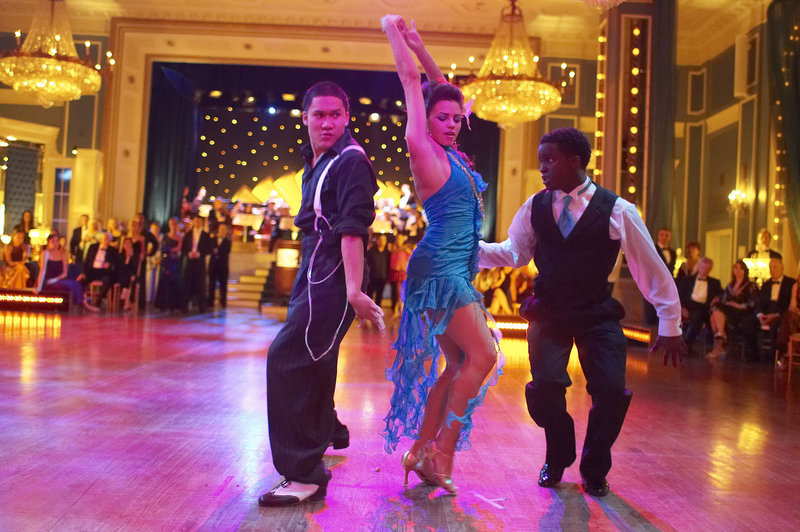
[0,308,798,531]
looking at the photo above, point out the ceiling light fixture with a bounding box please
[459,0,562,127]
[0,0,112,108]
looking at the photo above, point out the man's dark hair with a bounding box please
[303,81,349,113]
[540,127,592,169]
[659,227,671,233]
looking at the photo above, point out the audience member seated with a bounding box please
[487,267,513,315]
[511,263,536,308]
[36,231,97,312]
[779,274,800,369]
[679,257,723,354]
[677,241,701,280]
[748,228,782,260]
[756,258,796,363]
[707,259,759,359]
[78,232,119,309]
[1,232,31,289]
[116,237,140,311]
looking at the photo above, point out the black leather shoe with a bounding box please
[538,463,565,487]
[581,476,610,497]
[258,480,327,507]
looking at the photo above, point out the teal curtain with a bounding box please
[767,0,800,242]
[143,66,199,226]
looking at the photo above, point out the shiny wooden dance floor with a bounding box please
[1,309,798,531]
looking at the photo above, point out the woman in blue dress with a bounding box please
[35,231,98,312]
[381,15,502,494]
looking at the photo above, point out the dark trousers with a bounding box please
[267,231,361,486]
[80,269,113,302]
[182,258,207,312]
[208,263,229,308]
[367,276,387,307]
[524,303,630,480]
[683,301,713,348]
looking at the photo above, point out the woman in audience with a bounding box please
[116,237,140,311]
[35,231,97,312]
[14,210,34,245]
[146,222,163,303]
[154,217,183,311]
[106,218,123,248]
[707,259,759,358]
[677,241,702,279]
[487,266,513,315]
[1,232,30,289]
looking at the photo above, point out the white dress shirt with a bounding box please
[93,247,107,269]
[192,228,202,253]
[690,278,708,304]
[771,276,784,301]
[479,177,682,337]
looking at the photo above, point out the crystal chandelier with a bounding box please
[0,0,111,108]
[579,0,628,10]
[459,0,562,128]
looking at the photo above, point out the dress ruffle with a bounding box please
[382,275,505,454]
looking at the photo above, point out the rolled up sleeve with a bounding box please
[333,154,378,241]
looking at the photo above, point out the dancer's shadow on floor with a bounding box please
[366,482,498,531]
[540,483,672,531]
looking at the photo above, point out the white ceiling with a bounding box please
[0,0,769,65]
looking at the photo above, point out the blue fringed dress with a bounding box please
[382,148,504,453]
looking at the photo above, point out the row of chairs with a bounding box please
[86,281,139,313]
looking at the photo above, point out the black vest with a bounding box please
[530,184,621,311]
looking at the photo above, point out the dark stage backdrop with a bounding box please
[144,62,500,241]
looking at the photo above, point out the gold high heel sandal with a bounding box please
[401,449,434,487]
[423,443,457,494]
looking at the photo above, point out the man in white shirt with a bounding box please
[180,215,213,312]
[479,128,685,497]
[756,258,796,362]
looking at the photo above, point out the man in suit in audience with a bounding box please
[77,231,119,309]
[749,229,782,261]
[208,223,232,308]
[181,215,213,312]
[756,258,796,362]
[645,227,678,324]
[678,257,724,353]
[69,214,90,264]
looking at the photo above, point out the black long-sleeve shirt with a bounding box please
[294,129,377,242]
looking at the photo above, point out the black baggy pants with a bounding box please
[523,298,632,480]
[266,230,362,486]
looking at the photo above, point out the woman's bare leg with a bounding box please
[711,309,726,337]
[408,335,462,458]
[431,302,497,465]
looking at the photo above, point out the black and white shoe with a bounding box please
[258,479,327,507]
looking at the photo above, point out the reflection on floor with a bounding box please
[0,309,798,531]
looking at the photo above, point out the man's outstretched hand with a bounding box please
[650,334,686,367]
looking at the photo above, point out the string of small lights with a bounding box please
[594,26,607,180]
[625,20,647,203]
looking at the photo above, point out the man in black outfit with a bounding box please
[756,258,796,362]
[180,215,213,312]
[644,227,677,325]
[258,82,385,508]
[208,224,232,308]
[366,233,390,308]
[678,257,724,354]
[69,214,90,264]
[77,232,119,308]
[479,128,685,497]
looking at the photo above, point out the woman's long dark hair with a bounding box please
[421,79,475,170]
[730,259,750,285]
